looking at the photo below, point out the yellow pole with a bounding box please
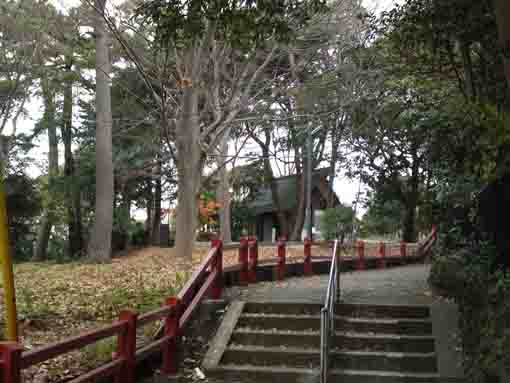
[0,169,18,341]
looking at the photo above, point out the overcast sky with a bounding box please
[13,0,401,217]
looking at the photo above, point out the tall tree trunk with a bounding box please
[262,146,289,238]
[328,126,341,208]
[290,173,305,240]
[175,87,201,261]
[495,0,510,90]
[151,165,162,246]
[216,136,232,243]
[62,56,83,257]
[402,153,420,243]
[88,0,114,261]
[34,77,58,261]
[460,41,476,101]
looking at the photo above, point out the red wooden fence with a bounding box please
[0,227,438,383]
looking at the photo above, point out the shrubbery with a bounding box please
[429,243,510,382]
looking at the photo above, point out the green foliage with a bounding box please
[83,337,116,364]
[320,205,354,240]
[429,245,510,382]
[5,174,41,261]
[361,192,403,237]
[138,0,328,49]
[231,201,256,241]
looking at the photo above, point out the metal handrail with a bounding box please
[320,240,341,383]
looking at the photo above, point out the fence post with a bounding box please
[356,240,365,270]
[238,237,249,285]
[161,297,180,375]
[377,242,386,269]
[304,238,312,276]
[115,310,137,383]
[276,239,286,281]
[0,342,23,383]
[400,241,407,260]
[210,239,223,299]
[248,237,258,283]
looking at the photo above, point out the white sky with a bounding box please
[11,0,401,218]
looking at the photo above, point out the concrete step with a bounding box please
[243,302,430,319]
[337,303,430,319]
[207,365,455,383]
[222,346,437,373]
[243,301,321,316]
[231,329,435,353]
[338,316,433,336]
[238,313,432,335]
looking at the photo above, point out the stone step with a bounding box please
[207,365,457,383]
[243,302,430,320]
[337,303,430,319]
[243,301,322,316]
[231,329,435,353]
[237,313,433,335]
[222,346,437,372]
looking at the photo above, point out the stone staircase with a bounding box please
[203,301,459,383]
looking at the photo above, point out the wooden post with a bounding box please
[276,240,286,281]
[400,241,406,259]
[115,311,137,383]
[303,238,312,275]
[210,239,223,299]
[248,237,258,283]
[161,297,180,375]
[377,242,386,269]
[0,342,23,383]
[238,237,249,285]
[356,240,365,270]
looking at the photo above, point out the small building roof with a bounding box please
[246,168,336,214]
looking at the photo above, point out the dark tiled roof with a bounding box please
[246,168,332,214]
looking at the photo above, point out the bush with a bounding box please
[320,205,355,240]
[429,244,510,383]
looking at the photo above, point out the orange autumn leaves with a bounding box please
[198,194,221,227]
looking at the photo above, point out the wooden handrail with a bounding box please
[138,305,175,326]
[177,245,218,304]
[21,321,127,368]
[179,269,218,329]
[66,358,124,383]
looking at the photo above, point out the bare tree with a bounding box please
[87,0,114,261]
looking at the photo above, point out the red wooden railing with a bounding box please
[0,242,223,383]
[0,228,438,383]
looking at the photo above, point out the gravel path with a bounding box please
[224,264,435,305]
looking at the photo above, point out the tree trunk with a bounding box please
[88,0,114,261]
[402,200,417,243]
[62,56,83,257]
[34,213,51,261]
[290,173,305,241]
[34,76,58,261]
[151,166,162,246]
[402,152,420,243]
[216,136,232,243]
[175,87,201,261]
[495,0,510,89]
[328,126,341,208]
[121,194,131,250]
